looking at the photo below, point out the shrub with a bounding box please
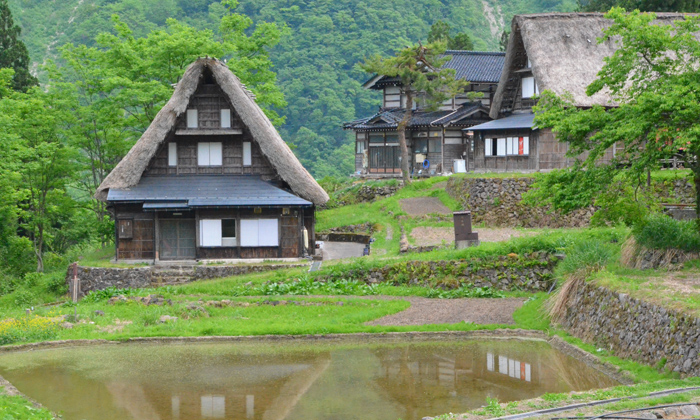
[556,239,617,277]
[633,213,700,252]
[0,315,61,345]
[13,289,37,307]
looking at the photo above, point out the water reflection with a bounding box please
[0,339,617,420]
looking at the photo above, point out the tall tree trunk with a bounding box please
[35,226,44,273]
[397,91,413,184]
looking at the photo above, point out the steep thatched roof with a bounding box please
[96,58,329,205]
[490,13,695,119]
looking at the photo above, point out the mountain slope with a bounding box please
[8,0,576,178]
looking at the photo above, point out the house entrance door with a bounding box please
[159,219,196,260]
[368,145,401,173]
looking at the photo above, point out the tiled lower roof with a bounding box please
[107,175,313,207]
[344,103,489,130]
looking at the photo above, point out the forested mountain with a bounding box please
[7,0,576,178]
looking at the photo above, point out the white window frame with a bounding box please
[200,219,222,247]
[522,76,538,98]
[221,218,237,247]
[485,138,493,156]
[240,219,279,247]
[187,109,198,128]
[243,141,252,166]
[356,141,366,154]
[220,109,231,128]
[497,138,506,156]
[198,142,223,166]
[168,143,177,166]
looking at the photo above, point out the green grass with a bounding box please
[0,389,54,419]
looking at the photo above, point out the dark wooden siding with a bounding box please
[143,81,277,179]
[473,130,539,172]
[114,204,155,260]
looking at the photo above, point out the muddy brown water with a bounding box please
[0,339,617,420]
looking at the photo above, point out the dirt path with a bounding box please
[410,226,537,246]
[400,197,452,216]
[366,296,526,326]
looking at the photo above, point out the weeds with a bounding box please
[0,315,62,345]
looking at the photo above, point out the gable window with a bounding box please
[168,143,177,167]
[240,219,279,247]
[243,141,252,166]
[187,109,198,128]
[198,142,223,166]
[221,109,231,128]
[199,219,237,247]
[522,77,539,98]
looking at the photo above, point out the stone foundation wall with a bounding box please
[66,263,307,298]
[446,177,594,227]
[319,252,558,292]
[563,281,700,376]
[446,176,695,228]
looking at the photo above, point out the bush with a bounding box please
[633,214,700,252]
[556,239,617,277]
[13,289,37,308]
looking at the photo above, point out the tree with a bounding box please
[361,42,469,183]
[0,70,76,272]
[578,0,700,12]
[499,30,510,52]
[427,20,474,51]
[533,8,700,221]
[0,0,37,91]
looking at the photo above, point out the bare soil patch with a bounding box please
[659,272,700,295]
[400,197,452,216]
[366,297,526,326]
[410,226,536,247]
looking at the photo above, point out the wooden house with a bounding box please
[95,58,329,261]
[468,13,689,172]
[344,51,505,176]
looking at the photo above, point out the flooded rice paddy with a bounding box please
[0,338,617,420]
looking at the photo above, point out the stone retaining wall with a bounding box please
[66,263,307,298]
[319,252,558,292]
[563,281,700,376]
[446,177,594,227]
[446,176,695,228]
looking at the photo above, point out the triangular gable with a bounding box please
[96,58,329,205]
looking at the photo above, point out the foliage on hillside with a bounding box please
[7,0,577,178]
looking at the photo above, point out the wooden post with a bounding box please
[71,262,80,303]
[154,212,160,262]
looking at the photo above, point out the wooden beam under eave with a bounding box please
[175,129,243,135]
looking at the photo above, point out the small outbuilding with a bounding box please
[96,58,329,261]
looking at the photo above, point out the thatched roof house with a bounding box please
[99,58,327,261]
[96,58,328,205]
[490,12,694,119]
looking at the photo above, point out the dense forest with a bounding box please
[8,0,577,178]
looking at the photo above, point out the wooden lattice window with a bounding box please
[118,219,133,239]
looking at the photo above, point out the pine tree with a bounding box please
[0,0,37,92]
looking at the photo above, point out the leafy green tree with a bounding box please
[499,30,510,52]
[427,20,474,50]
[0,70,76,272]
[0,0,37,91]
[578,0,700,12]
[533,8,700,221]
[361,42,469,183]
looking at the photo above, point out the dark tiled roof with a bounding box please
[344,103,489,130]
[368,51,505,88]
[107,175,312,207]
[468,113,536,131]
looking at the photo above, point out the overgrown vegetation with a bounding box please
[0,390,54,420]
[633,214,700,252]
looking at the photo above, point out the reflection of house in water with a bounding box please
[487,352,532,382]
[160,357,331,420]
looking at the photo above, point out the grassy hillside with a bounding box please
[7,0,576,178]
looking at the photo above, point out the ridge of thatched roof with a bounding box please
[96,58,328,205]
[490,12,696,119]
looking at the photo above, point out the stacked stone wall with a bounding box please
[319,252,558,292]
[446,177,695,228]
[563,281,700,376]
[66,264,306,298]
